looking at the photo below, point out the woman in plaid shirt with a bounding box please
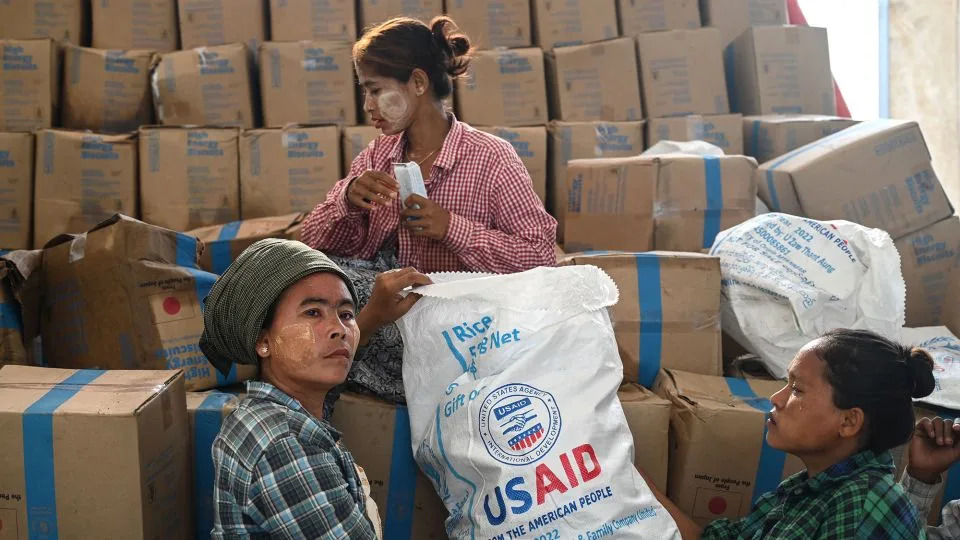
[300,16,557,275]
[647,329,934,539]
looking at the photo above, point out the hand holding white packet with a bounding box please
[393,161,427,208]
[397,266,681,539]
[710,213,905,377]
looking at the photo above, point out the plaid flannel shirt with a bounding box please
[901,471,960,539]
[211,382,376,539]
[702,450,926,539]
[300,114,557,273]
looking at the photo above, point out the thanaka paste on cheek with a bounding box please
[378,89,411,125]
[272,323,317,369]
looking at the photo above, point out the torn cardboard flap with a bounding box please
[40,214,256,391]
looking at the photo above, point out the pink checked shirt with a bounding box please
[301,117,557,273]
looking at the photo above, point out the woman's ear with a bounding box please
[410,68,430,97]
[838,407,865,439]
[256,330,271,360]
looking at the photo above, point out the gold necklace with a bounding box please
[406,146,440,166]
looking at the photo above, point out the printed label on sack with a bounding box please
[479,384,561,466]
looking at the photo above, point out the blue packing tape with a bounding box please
[210,221,242,275]
[194,392,236,539]
[384,407,417,540]
[23,369,106,539]
[724,377,788,504]
[702,156,723,249]
[1,302,22,330]
[635,255,663,388]
[175,234,237,386]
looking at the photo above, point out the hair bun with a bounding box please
[429,16,472,77]
[907,347,936,399]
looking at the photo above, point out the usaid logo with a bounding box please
[478,384,561,466]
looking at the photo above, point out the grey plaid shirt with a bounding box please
[901,472,960,539]
[211,381,377,539]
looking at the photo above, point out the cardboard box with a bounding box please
[186,390,243,540]
[91,0,179,51]
[560,253,722,386]
[0,0,86,43]
[655,370,803,525]
[357,0,443,28]
[699,0,787,48]
[445,0,531,49]
[40,215,257,389]
[618,0,700,36]
[564,154,757,252]
[139,126,241,232]
[456,48,548,127]
[33,130,138,248]
[269,0,356,41]
[0,365,190,539]
[178,0,267,51]
[743,115,860,164]
[547,121,645,239]
[895,217,960,327]
[0,39,59,132]
[730,26,835,115]
[618,383,671,491]
[152,44,256,129]
[647,114,744,155]
[532,0,618,49]
[545,38,642,122]
[240,126,340,218]
[186,213,303,274]
[758,119,953,239]
[0,250,41,367]
[637,29,728,118]
[329,393,449,539]
[478,126,548,203]
[62,45,156,133]
[260,41,357,126]
[0,133,34,250]
[342,125,381,173]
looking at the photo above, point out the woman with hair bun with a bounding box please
[301,16,557,275]
[646,329,934,539]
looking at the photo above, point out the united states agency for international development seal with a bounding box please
[478,383,562,466]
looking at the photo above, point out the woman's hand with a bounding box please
[347,170,399,210]
[400,194,450,240]
[907,417,960,484]
[356,268,432,345]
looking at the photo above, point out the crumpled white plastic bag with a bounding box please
[903,326,960,411]
[710,213,905,377]
[641,139,726,157]
[397,266,681,539]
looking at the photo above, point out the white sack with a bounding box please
[903,326,960,411]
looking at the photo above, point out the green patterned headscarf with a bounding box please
[199,239,359,375]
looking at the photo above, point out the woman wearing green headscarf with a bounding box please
[199,239,429,539]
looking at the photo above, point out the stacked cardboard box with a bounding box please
[358,0,443,29]
[743,115,859,163]
[240,126,341,217]
[532,0,619,49]
[91,0,179,51]
[618,0,701,36]
[270,0,356,42]
[177,0,267,52]
[0,366,191,538]
[559,252,723,387]
[33,129,139,248]
[564,154,756,252]
[655,370,804,525]
[456,48,548,127]
[139,126,241,232]
[0,39,59,132]
[0,0,87,43]
[186,213,303,274]
[0,132,33,250]
[62,45,156,133]
[260,41,356,126]
[545,38,643,122]
[342,126,381,173]
[647,114,743,154]
[445,0,532,49]
[478,126,548,203]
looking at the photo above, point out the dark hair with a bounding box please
[353,16,472,100]
[814,329,935,452]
